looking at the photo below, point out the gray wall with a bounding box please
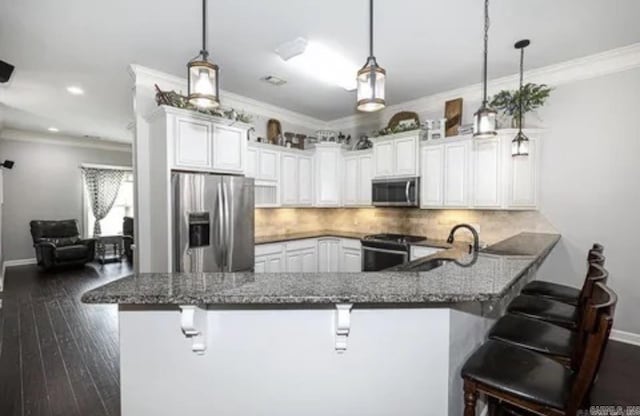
[535,68,640,335]
[0,138,132,261]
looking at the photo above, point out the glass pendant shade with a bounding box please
[512,131,529,156]
[356,58,386,112]
[473,104,498,138]
[188,59,219,109]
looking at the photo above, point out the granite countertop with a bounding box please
[82,232,560,306]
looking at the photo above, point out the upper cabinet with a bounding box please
[148,106,250,175]
[373,131,420,178]
[314,143,342,207]
[420,130,542,210]
[247,143,281,207]
[343,150,373,206]
[281,149,314,207]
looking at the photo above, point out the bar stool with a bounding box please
[521,244,604,305]
[506,261,608,330]
[461,282,617,416]
[488,263,608,368]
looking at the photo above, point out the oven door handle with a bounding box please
[405,180,411,204]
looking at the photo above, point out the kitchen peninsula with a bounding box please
[83,232,559,416]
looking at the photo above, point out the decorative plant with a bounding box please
[374,120,420,137]
[489,83,551,120]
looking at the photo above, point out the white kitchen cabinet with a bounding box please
[285,239,317,272]
[443,140,470,207]
[506,136,538,209]
[211,125,246,174]
[298,155,313,205]
[410,245,444,261]
[317,238,340,273]
[343,150,373,206]
[173,116,213,170]
[314,143,342,207]
[281,151,313,207]
[472,137,502,208]
[420,145,444,208]
[340,238,362,272]
[255,242,285,273]
[246,146,258,178]
[373,132,419,178]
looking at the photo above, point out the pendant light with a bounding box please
[187,0,220,109]
[473,0,497,138]
[512,39,531,156]
[356,0,386,112]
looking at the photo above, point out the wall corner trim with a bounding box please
[610,329,640,347]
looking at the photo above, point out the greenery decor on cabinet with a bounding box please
[489,83,551,127]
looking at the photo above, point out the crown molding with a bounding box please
[0,128,132,152]
[128,64,328,131]
[330,42,640,130]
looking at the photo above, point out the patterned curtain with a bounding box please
[82,168,126,236]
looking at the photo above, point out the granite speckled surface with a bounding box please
[82,232,559,306]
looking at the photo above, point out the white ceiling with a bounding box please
[1,0,639,142]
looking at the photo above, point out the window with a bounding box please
[84,172,134,237]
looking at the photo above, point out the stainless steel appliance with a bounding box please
[361,233,426,271]
[372,177,420,207]
[172,172,254,272]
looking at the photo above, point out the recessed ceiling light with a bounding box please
[48,127,59,133]
[276,39,359,91]
[66,85,85,95]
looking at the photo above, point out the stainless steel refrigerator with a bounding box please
[172,172,254,272]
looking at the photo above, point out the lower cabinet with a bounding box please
[255,237,361,273]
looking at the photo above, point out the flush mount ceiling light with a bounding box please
[187,0,220,109]
[473,0,497,138]
[276,38,359,91]
[66,86,84,95]
[512,39,531,157]
[48,127,59,132]
[356,0,386,112]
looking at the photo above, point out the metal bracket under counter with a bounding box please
[179,305,208,355]
[334,303,353,353]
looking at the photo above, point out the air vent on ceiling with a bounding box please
[261,75,287,86]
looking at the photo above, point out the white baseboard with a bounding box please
[611,329,640,347]
[4,258,37,267]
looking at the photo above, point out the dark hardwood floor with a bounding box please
[0,262,639,415]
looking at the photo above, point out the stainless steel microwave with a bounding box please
[372,177,420,207]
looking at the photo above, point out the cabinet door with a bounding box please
[267,254,284,273]
[373,141,394,177]
[472,138,502,208]
[212,125,245,173]
[394,136,417,176]
[318,239,340,273]
[421,145,444,207]
[298,155,313,205]
[341,248,362,272]
[285,250,303,272]
[174,118,213,169]
[246,147,258,178]
[315,148,340,206]
[507,138,538,208]
[444,142,469,207]
[301,248,317,272]
[254,255,267,273]
[281,154,298,205]
[258,149,279,181]
[343,156,359,205]
[358,154,373,205]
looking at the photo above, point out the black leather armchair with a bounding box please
[30,219,96,269]
[123,216,134,262]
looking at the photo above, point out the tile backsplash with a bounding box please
[255,208,557,245]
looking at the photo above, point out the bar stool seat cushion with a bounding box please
[507,295,579,329]
[488,314,576,358]
[462,340,572,410]
[521,280,581,305]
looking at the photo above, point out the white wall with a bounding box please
[535,68,640,335]
[0,135,132,261]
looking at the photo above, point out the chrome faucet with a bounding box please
[446,224,480,254]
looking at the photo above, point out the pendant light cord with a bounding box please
[518,45,525,132]
[201,0,208,59]
[369,0,374,59]
[482,0,490,105]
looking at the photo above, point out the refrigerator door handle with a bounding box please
[223,181,232,272]
[217,182,226,268]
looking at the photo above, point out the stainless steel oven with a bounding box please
[361,234,426,271]
[372,177,419,207]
